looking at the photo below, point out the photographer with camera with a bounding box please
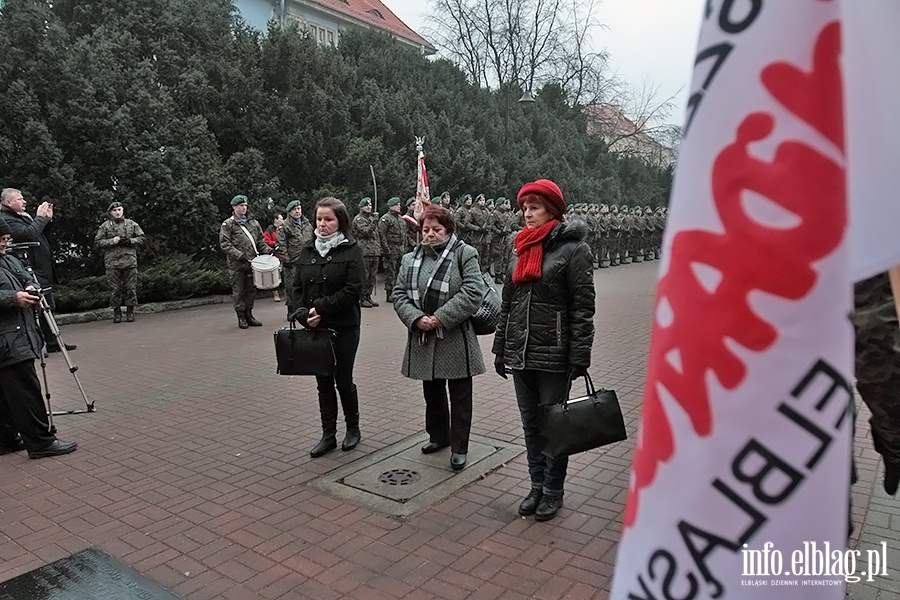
[0,219,77,458]
[0,188,76,353]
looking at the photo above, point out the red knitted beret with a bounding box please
[516,179,565,218]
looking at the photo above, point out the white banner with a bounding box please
[610,2,868,597]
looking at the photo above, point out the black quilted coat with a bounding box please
[492,219,595,372]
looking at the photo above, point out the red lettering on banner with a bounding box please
[624,23,845,527]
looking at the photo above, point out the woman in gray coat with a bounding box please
[392,204,486,471]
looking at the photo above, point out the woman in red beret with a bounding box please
[491,179,596,521]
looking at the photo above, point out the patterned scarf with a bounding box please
[513,220,559,283]
[406,234,460,316]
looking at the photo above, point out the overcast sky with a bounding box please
[381,0,705,126]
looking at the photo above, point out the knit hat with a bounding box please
[286,200,301,212]
[231,195,248,206]
[517,179,565,219]
[107,201,123,212]
[387,197,401,207]
[0,219,10,237]
[406,197,416,207]
[358,197,372,208]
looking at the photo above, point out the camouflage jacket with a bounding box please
[95,218,145,269]
[219,215,270,270]
[378,210,406,255]
[351,213,381,257]
[462,205,490,243]
[277,218,313,265]
[854,272,900,385]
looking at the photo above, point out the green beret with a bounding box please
[441,191,450,200]
[286,200,301,212]
[496,196,508,205]
[231,195,248,206]
[431,196,442,204]
[486,198,495,206]
[475,193,485,202]
[387,196,401,207]
[406,197,416,207]
[358,197,372,208]
[107,201,123,212]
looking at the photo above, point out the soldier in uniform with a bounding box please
[654,206,667,258]
[219,195,271,329]
[463,194,491,273]
[351,197,381,308]
[608,205,622,266]
[94,201,145,323]
[276,200,313,319]
[854,272,900,495]
[440,192,453,215]
[490,197,513,282]
[455,194,472,242]
[404,197,419,251]
[641,207,655,259]
[378,197,406,303]
[585,204,602,269]
[597,204,611,268]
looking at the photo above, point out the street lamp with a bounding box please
[504,88,536,185]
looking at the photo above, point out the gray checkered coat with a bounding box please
[392,242,487,381]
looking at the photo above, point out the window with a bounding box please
[327,31,335,46]
[318,27,325,43]
[367,8,384,20]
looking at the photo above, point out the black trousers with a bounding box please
[422,377,473,454]
[0,360,55,451]
[315,328,361,430]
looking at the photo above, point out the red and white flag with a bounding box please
[412,139,431,223]
[611,2,900,598]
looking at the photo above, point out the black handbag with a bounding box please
[274,322,337,376]
[471,272,502,335]
[540,372,627,458]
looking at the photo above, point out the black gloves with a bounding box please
[568,365,588,380]
[288,307,309,324]
[494,355,507,379]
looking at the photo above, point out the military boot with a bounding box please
[112,308,122,324]
[125,306,135,322]
[245,310,262,327]
[236,310,249,329]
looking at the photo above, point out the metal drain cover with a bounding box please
[379,468,421,486]
[310,434,524,517]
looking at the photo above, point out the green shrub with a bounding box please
[54,254,231,313]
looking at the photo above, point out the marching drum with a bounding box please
[251,255,282,290]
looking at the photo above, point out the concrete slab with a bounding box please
[310,433,524,517]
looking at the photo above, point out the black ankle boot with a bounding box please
[126,306,135,322]
[342,426,360,451]
[113,308,122,324]
[535,491,564,521]
[517,488,543,516]
[310,435,337,458]
[236,310,248,329]
[245,310,262,327]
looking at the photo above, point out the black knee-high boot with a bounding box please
[339,385,361,451]
[311,386,338,458]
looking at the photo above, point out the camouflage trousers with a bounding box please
[597,236,609,266]
[106,267,138,307]
[363,256,380,300]
[282,262,296,313]
[382,252,403,297]
[229,267,255,312]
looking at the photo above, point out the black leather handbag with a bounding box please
[274,322,337,376]
[540,372,627,458]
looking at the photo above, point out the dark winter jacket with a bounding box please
[0,254,44,368]
[492,219,595,372]
[292,236,365,332]
[0,206,55,287]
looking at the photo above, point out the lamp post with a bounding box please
[504,87,536,186]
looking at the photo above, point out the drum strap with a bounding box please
[238,223,259,256]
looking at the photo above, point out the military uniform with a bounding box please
[378,197,407,302]
[597,205,611,267]
[219,195,271,328]
[608,206,622,266]
[854,272,900,494]
[351,197,381,307]
[585,205,602,268]
[94,202,145,322]
[490,198,513,281]
[462,195,490,273]
[276,200,313,317]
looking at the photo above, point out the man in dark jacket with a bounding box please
[0,188,76,353]
[0,218,77,459]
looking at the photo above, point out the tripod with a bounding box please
[7,243,94,430]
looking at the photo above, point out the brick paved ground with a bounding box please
[0,261,895,599]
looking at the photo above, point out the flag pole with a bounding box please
[370,165,378,212]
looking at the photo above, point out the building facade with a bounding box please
[585,104,676,167]
[234,0,435,55]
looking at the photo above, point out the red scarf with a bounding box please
[513,220,559,283]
